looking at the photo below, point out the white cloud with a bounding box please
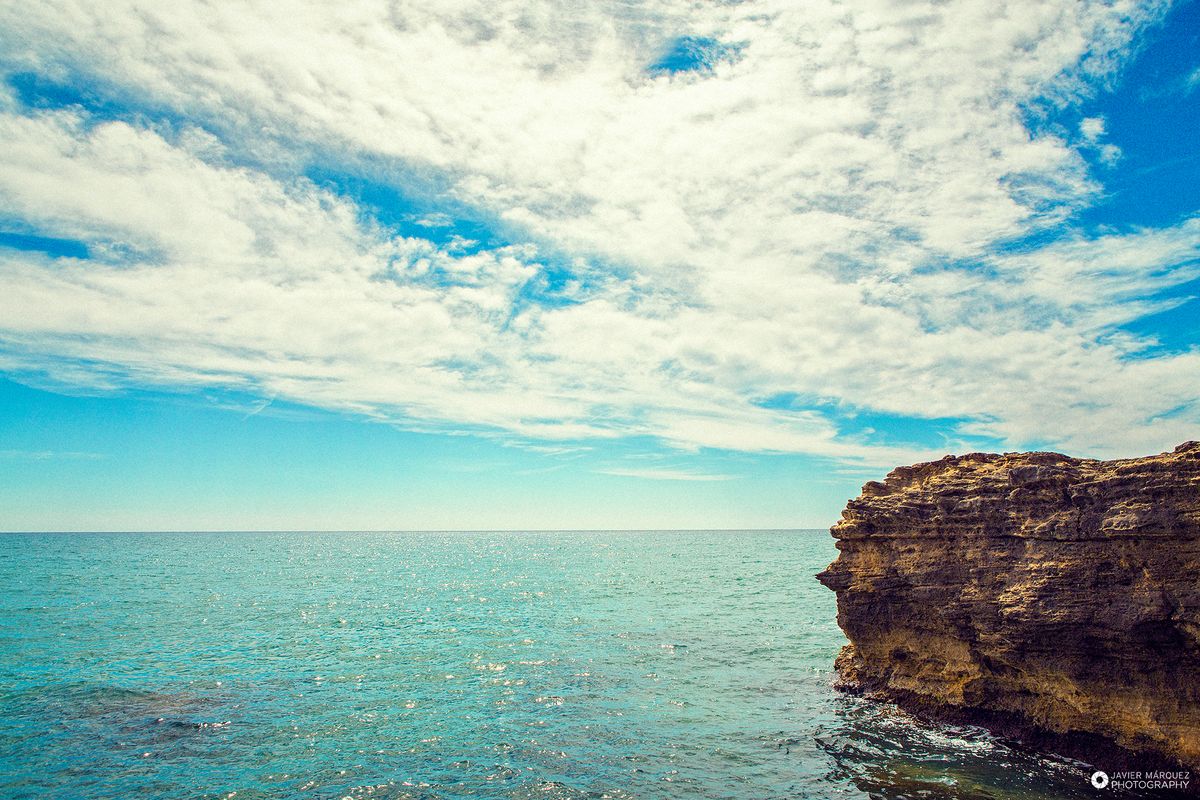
[1080,116,1106,142]
[0,449,104,460]
[1187,66,1200,95]
[0,0,1195,464]
[598,467,733,482]
[1079,115,1121,165]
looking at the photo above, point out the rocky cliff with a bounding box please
[817,441,1200,771]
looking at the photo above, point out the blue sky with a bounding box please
[0,0,1197,530]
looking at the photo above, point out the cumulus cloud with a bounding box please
[0,0,1195,463]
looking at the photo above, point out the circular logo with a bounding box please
[1091,771,1110,789]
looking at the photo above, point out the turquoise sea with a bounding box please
[0,531,1110,799]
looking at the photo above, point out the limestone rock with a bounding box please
[817,441,1200,770]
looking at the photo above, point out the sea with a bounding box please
[0,530,1125,799]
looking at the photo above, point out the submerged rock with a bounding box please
[817,441,1200,771]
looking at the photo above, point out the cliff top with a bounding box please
[834,440,1200,540]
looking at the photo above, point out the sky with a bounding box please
[0,0,1197,531]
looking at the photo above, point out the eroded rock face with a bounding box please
[817,441,1200,770]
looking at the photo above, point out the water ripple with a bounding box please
[0,531,1117,798]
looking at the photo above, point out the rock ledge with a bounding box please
[817,441,1200,770]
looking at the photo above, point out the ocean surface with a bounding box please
[0,530,1113,799]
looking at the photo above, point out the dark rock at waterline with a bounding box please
[817,441,1200,775]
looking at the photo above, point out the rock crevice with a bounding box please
[818,441,1200,770]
